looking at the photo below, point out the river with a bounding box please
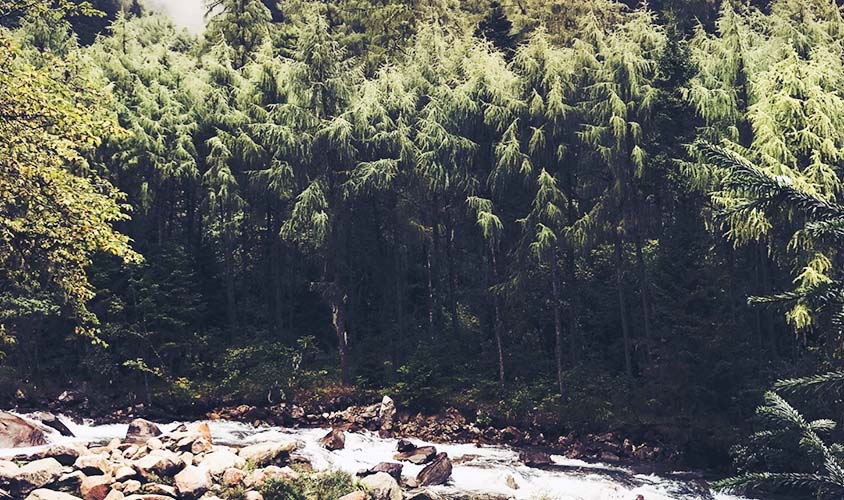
[0,416,751,500]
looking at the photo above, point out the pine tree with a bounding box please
[205,0,272,68]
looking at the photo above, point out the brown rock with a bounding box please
[133,450,182,479]
[505,475,519,489]
[396,439,415,453]
[221,468,244,486]
[25,490,82,500]
[12,458,63,496]
[0,412,47,448]
[80,475,112,500]
[174,466,211,499]
[319,428,346,451]
[357,462,402,481]
[394,446,436,465]
[103,490,124,500]
[416,453,452,487]
[519,450,552,467]
[74,454,112,475]
[25,413,73,438]
[125,420,161,443]
[237,442,294,467]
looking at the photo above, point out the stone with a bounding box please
[519,450,552,467]
[243,466,297,488]
[416,453,452,486]
[405,490,445,500]
[74,454,112,475]
[505,475,519,490]
[337,492,366,500]
[395,439,415,453]
[122,495,175,500]
[190,438,212,455]
[319,428,345,451]
[221,468,243,486]
[12,458,63,496]
[25,489,82,500]
[244,492,262,500]
[357,462,402,481]
[199,450,244,476]
[378,396,396,437]
[142,484,176,497]
[237,442,294,467]
[133,450,182,479]
[174,466,211,499]
[194,423,212,443]
[394,446,436,465]
[0,411,47,448]
[113,466,136,482]
[56,471,85,489]
[122,480,141,494]
[25,413,74,437]
[146,439,163,451]
[125,420,162,443]
[0,459,19,486]
[359,472,401,500]
[103,491,124,500]
[80,475,112,500]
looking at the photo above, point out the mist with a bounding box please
[142,0,206,33]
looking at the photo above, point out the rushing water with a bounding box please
[0,416,749,500]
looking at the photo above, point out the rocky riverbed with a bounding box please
[0,407,748,500]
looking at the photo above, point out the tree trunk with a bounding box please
[489,241,505,390]
[614,235,633,377]
[445,211,459,336]
[550,252,564,396]
[330,284,350,386]
[221,203,237,329]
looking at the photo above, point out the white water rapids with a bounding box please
[0,417,750,500]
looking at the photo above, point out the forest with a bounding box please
[3,0,844,498]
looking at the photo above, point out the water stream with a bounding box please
[0,417,750,500]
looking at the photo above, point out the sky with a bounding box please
[142,0,206,33]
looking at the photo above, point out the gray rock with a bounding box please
[0,460,19,487]
[133,450,182,479]
[237,442,294,467]
[74,454,111,475]
[25,489,82,500]
[24,413,73,437]
[174,466,211,499]
[0,412,47,448]
[12,458,63,496]
[200,450,244,476]
[359,472,401,500]
[125,419,161,443]
[394,446,436,465]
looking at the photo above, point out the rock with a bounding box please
[190,438,212,455]
[221,468,243,486]
[25,489,82,500]
[174,466,211,499]
[394,446,436,465]
[244,466,297,488]
[113,466,136,482]
[122,480,141,494]
[194,423,212,443]
[75,454,112,475]
[125,420,161,443]
[103,491,124,500]
[12,458,63,496]
[122,495,175,500]
[416,453,452,486]
[244,493,262,500]
[404,478,418,489]
[0,460,19,486]
[337,492,366,500]
[133,450,182,479]
[25,413,74,437]
[519,450,552,467]
[396,439,415,453]
[359,472,401,500]
[599,451,620,463]
[319,428,345,451]
[237,442,294,467]
[505,475,519,490]
[80,475,112,500]
[357,462,402,481]
[39,445,81,466]
[142,484,176,497]
[500,426,522,444]
[378,396,396,437]
[0,411,47,448]
[200,450,244,476]
[146,439,163,451]
[405,491,445,500]
[55,471,85,489]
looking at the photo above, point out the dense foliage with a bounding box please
[3,0,844,481]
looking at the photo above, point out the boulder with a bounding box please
[357,462,402,481]
[244,492,263,500]
[243,466,297,488]
[55,471,85,490]
[221,468,244,486]
[25,413,74,437]
[113,466,136,482]
[12,458,63,496]
[396,439,415,453]
[80,475,112,500]
[359,472,401,500]
[237,442,294,467]
[25,489,82,500]
[337,492,366,500]
[121,480,141,495]
[37,445,81,466]
[0,459,19,486]
[122,495,175,500]
[394,446,436,465]
[190,438,212,455]
[505,475,519,490]
[142,484,176,497]
[174,466,211,499]
[519,450,552,467]
[405,491,445,500]
[200,450,244,476]
[416,453,452,486]
[133,450,182,479]
[74,454,112,475]
[0,412,47,448]
[319,429,345,451]
[103,491,124,500]
[125,420,161,443]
